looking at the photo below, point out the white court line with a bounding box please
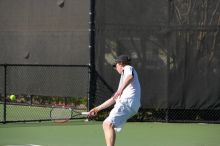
[4,144,42,146]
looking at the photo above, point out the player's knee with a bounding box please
[102,120,113,130]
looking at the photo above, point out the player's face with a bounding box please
[115,63,124,74]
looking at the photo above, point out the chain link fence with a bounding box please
[0,64,89,123]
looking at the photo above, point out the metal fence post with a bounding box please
[88,0,96,111]
[3,64,7,124]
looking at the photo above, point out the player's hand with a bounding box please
[88,107,99,117]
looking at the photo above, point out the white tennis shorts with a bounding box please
[104,98,140,132]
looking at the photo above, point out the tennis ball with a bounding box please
[9,95,16,101]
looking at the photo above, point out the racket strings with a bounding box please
[51,107,72,121]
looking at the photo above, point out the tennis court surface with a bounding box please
[0,122,219,146]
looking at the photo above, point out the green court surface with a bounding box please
[0,122,220,146]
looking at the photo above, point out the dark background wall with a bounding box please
[0,0,90,97]
[95,0,220,109]
[0,0,90,65]
[0,0,220,110]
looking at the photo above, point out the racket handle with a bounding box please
[81,112,89,115]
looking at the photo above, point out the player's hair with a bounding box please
[113,55,131,67]
[118,60,131,66]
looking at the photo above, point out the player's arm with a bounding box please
[96,97,116,111]
[89,74,133,116]
[119,74,133,92]
[113,74,133,100]
[88,97,115,116]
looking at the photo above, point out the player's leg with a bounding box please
[103,120,116,146]
[102,98,139,146]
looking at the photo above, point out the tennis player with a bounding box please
[88,54,141,146]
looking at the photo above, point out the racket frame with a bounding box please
[50,104,88,123]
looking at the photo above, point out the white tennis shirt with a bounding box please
[118,65,141,100]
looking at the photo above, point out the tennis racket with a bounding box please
[50,105,89,123]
